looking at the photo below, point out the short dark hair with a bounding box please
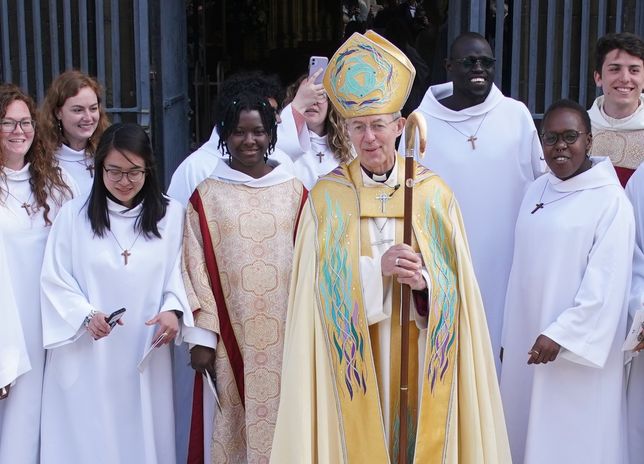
[542,99,591,133]
[595,32,644,72]
[87,123,168,238]
[213,71,283,122]
[216,90,277,160]
[449,32,490,59]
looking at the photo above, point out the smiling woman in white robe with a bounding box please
[40,123,193,464]
[0,83,76,464]
[500,100,634,464]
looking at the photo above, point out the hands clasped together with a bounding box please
[381,244,427,291]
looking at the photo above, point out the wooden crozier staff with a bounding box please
[398,111,427,464]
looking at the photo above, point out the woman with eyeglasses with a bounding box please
[40,70,110,196]
[39,123,193,463]
[499,99,633,464]
[276,71,353,189]
[0,83,76,464]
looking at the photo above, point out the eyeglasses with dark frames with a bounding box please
[0,119,36,133]
[103,167,147,183]
[540,130,588,146]
[453,56,496,70]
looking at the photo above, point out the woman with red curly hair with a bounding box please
[39,70,110,196]
[0,83,77,464]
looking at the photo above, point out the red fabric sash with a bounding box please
[186,373,204,464]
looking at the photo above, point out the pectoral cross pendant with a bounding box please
[376,193,390,213]
[316,152,324,163]
[86,164,95,177]
[531,203,544,214]
[121,249,131,265]
[20,202,33,216]
[467,135,477,150]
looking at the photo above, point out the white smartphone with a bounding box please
[308,56,329,85]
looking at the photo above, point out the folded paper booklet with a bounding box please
[137,334,166,373]
[204,371,222,411]
[622,309,644,352]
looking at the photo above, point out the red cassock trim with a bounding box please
[615,166,634,188]
[187,372,204,464]
[293,188,309,244]
[189,190,246,407]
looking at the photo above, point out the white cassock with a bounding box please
[0,163,77,464]
[500,157,633,464]
[40,196,194,464]
[625,163,644,464]
[402,82,545,373]
[276,103,342,190]
[56,143,95,196]
[167,127,295,206]
[0,230,30,390]
[357,164,429,440]
[166,126,295,463]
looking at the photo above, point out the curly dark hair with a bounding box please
[213,71,283,122]
[216,90,277,160]
[0,83,73,225]
[39,70,110,159]
[595,32,644,72]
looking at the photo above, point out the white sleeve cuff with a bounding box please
[183,326,217,349]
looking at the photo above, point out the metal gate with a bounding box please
[449,0,644,120]
[0,0,190,185]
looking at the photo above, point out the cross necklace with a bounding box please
[71,158,95,177]
[531,180,577,214]
[445,112,489,150]
[3,188,36,216]
[108,227,143,265]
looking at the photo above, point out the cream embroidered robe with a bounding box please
[182,175,307,463]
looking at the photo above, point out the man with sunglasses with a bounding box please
[402,32,545,375]
[589,32,644,187]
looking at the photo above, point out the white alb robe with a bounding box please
[276,103,342,190]
[403,82,545,373]
[625,163,644,464]
[0,230,30,389]
[56,143,94,196]
[0,163,76,464]
[500,157,633,464]
[40,196,194,464]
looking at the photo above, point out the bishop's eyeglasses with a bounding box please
[541,130,588,146]
[103,167,147,183]
[0,119,36,133]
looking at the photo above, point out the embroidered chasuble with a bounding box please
[589,95,644,186]
[182,177,307,463]
[271,156,510,464]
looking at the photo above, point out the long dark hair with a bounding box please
[87,123,168,238]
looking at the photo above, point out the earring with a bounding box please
[263,152,268,163]
[57,119,63,133]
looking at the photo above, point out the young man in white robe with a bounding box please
[402,32,545,373]
[589,32,644,187]
[40,123,193,464]
[500,99,634,464]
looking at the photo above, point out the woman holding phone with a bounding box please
[40,123,193,464]
[276,61,353,190]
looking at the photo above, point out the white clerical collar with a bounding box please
[106,197,144,218]
[3,162,31,181]
[548,156,619,192]
[589,95,644,131]
[361,158,398,188]
[210,157,295,187]
[56,144,87,161]
[420,82,504,121]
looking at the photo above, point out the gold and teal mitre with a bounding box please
[323,30,416,118]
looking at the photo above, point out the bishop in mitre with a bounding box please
[270,31,510,464]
